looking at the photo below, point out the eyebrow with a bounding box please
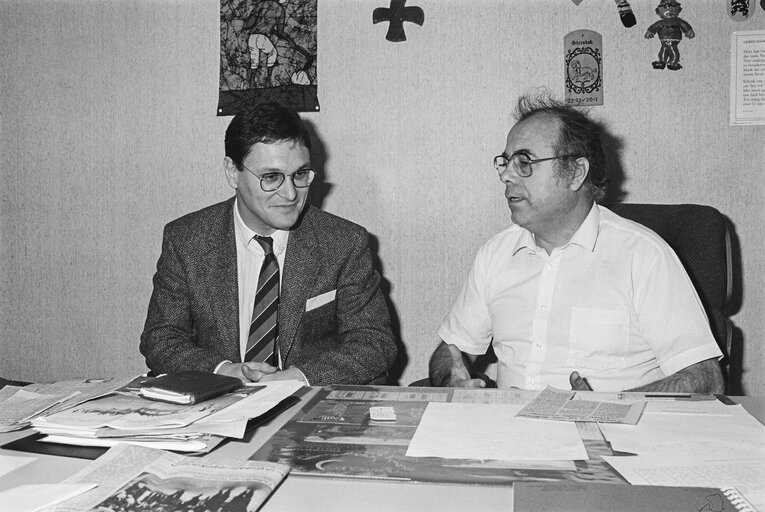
[509,149,534,158]
[258,163,312,173]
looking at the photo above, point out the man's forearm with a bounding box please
[428,341,454,387]
[626,358,725,393]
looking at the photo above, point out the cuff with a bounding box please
[214,360,233,374]
[291,367,310,386]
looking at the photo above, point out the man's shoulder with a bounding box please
[298,206,368,238]
[598,205,674,254]
[166,198,234,230]
[480,223,525,251]
[162,198,234,248]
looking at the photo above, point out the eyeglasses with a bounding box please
[493,153,579,179]
[242,164,316,192]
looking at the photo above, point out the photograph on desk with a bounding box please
[250,385,627,485]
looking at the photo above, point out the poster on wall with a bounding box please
[218,0,318,116]
[730,30,765,125]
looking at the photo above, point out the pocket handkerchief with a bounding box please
[306,289,336,311]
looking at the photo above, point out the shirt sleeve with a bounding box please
[632,241,722,376]
[437,244,494,355]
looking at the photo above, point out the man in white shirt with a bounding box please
[428,94,723,393]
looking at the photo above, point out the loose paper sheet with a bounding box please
[601,403,765,460]
[405,402,588,461]
[0,483,96,512]
[0,454,35,478]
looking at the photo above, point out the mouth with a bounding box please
[507,196,525,203]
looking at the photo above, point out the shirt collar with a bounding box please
[566,202,600,252]
[511,202,600,256]
[233,198,289,255]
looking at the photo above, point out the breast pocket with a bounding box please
[300,300,337,338]
[567,307,630,370]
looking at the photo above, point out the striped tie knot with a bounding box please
[254,235,274,255]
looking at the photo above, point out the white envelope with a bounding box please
[306,289,336,312]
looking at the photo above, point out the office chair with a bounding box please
[608,203,740,395]
[411,204,741,395]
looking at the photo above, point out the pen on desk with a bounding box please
[617,393,692,399]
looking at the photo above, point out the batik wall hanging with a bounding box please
[218,0,318,115]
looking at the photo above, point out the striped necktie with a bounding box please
[244,235,280,366]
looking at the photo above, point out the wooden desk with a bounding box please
[1,394,762,512]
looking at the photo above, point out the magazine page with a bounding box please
[50,444,289,512]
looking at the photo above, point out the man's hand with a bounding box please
[446,344,485,388]
[259,366,308,384]
[429,341,485,387]
[218,361,277,383]
[569,371,593,391]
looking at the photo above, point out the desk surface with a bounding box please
[1,394,762,512]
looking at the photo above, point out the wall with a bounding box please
[1,0,763,394]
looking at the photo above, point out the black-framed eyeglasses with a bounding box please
[242,164,316,192]
[493,153,579,179]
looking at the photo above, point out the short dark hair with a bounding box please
[514,94,608,202]
[225,102,312,169]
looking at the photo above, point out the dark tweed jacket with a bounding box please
[140,197,397,385]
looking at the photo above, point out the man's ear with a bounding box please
[223,157,239,190]
[568,157,590,191]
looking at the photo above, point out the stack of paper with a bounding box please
[28,377,303,453]
[0,376,138,432]
[600,400,765,511]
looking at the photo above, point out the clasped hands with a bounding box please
[218,361,304,384]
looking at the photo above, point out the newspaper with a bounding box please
[32,385,269,432]
[48,444,290,512]
[516,386,646,424]
[0,376,138,432]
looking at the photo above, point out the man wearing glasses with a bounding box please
[141,102,396,385]
[429,94,723,393]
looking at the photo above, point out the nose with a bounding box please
[498,167,520,186]
[278,175,298,201]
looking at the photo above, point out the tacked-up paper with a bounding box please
[405,402,588,461]
[730,30,765,125]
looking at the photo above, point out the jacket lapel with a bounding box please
[280,207,319,362]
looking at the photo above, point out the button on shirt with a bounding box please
[438,203,722,392]
[233,199,288,366]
